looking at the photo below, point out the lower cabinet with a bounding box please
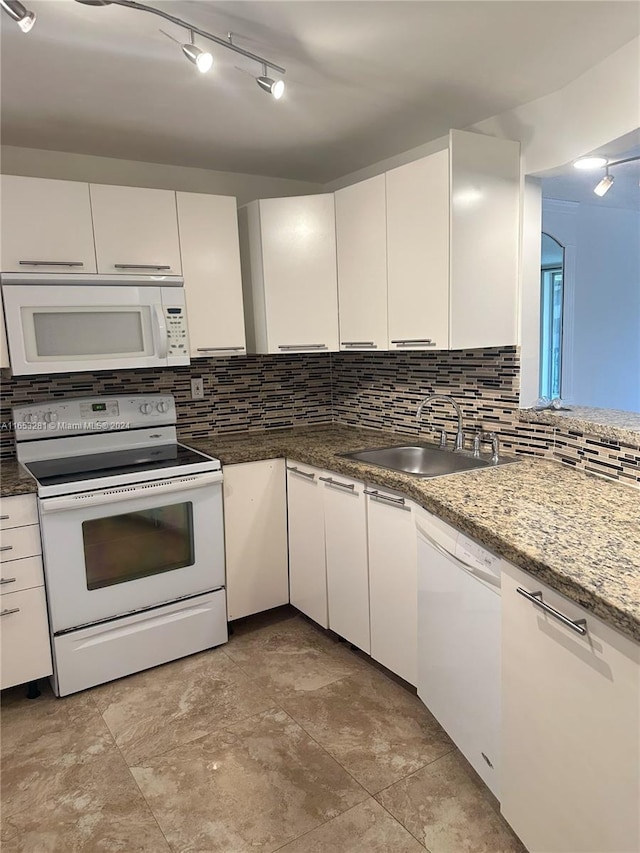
[321,471,370,653]
[223,459,289,621]
[366,486,417,685]
[0,494,53,689]
[501,562,640,853]
[286,462,328,628]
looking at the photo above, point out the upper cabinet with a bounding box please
[0,175,97,273]
[239,194,339,354]
[335,175,388,351]
[387,130,520,351]
[89,184,182,275]
[176,192,246,357]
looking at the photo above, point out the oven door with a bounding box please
[38,471,225,633]
[1,281,188,375]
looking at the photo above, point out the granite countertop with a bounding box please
[193,424,640,645]
[520,405,640,447]
[0,458,38,497]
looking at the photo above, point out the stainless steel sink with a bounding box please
[340,443,519,478]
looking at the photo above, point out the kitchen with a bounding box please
[0,2,639,852]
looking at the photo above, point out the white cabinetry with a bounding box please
[335,175,387,351]
[176,192,246,357]
[366,487,417,685]
[223,460,289,621]
[321,471,370,652]
[286,462,328,628]
[239,195,339,354]
[90,184,182,275]
[501,563,640,853]
[0,175,97,273]
[0,494,53,689]
[386,130,520,351]
[0,289,9,369]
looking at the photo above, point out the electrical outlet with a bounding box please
[190,378,204,400]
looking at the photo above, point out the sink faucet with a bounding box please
[416,394,464,451]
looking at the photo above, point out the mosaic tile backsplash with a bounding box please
[1,346,637,486]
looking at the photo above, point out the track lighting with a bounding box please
[1,0,36,32]
[182,32,213,73]
[256,66,285,100]
[593,170,614,197]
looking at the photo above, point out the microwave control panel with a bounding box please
[165,307,188,357]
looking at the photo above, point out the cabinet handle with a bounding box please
[319,476,355,491]
[364,489,409,510]
[341,342,377,349]
[0,607,20,617]
[196,347,245,353]
[113,264,172,270]
[19,260,84,267]
[391,339,436,347]
[0,577,16,585]
[287,466,316,481]
[516,587,587,636]
[0,545,13,552]
[0,515,9,520]
[277,344,328,351]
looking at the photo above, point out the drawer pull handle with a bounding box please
[0,577,16,585]
[0,607,20,617]
[113,264,172,270]
[319,476,355,491]
[278,344,328,351]
[196,347,245,353]
[19,260,84,267]
[0,515,9,520]
[391,339,436,347]
[287,466,315,481]
[364,489,408,510]
[0,546,14,552]
[341,342,377,348]
[516,587,587,636]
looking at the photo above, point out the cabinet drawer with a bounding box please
[0,555,45,594]
[0,524,42,562]
[0,494,38,530]
[0,586,53,689]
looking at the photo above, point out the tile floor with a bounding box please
[1,608,526,852]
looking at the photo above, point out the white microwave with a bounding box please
[1,274,190,375]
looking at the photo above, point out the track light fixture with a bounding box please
[1,0,36,32]
[181,31,213,74]
[256,64,285,100]
[573,153,640,198]
[76,0,286,97]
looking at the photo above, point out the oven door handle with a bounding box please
[39,471,223,514]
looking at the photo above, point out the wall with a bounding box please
[0,146,322,206]
[543,199,640,411]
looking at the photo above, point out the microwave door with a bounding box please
[1,284,173,375]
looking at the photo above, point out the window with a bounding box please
[539,233,565,399]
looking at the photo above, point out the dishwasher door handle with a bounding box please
[416,520,501,590]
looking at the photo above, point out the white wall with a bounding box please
[0,145,322,206]
[543,199,640,412]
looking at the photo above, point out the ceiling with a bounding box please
[541,130,640,211]
[1,1,639,183]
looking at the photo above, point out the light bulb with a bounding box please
[0,0,36,32]
[574,156,608,170]
[593,174,614,197]
[257,75,285,99]
[182,43,213,73]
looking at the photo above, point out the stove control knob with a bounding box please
[43,411,58,424]
[139,403,153,414]
[156,401,169,413]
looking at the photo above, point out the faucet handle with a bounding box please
[438,429,447,449]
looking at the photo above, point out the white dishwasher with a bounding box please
[416,509,503,799]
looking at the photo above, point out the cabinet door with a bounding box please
[286,462,327,628]
[335,176,387,351]
[223,460,289,621]
[501,563,640,853]
[449,130,519,349]
[386,151,449,350]
[259,195,339,353]
[367,489,417,684]
[0,175,97,273]
[90,184,182,275]
[322,472,370,652]
[176,192,246,357]
[0,289,9,369]
[0,586,53,689]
